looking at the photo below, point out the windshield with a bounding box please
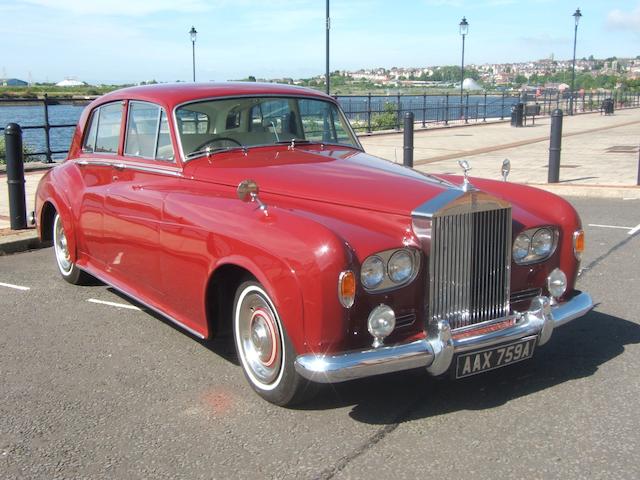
[175,96,360,158]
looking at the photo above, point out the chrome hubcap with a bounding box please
[54,215,73,275]
[237,290,282,385]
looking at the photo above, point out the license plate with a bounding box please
[455,336,537,379]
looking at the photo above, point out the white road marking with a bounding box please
[0,282,30,291]
[87,298,141,311]
[588,223,632,230]
[629,223,640,236]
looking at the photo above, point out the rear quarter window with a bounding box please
[83,102,123,154]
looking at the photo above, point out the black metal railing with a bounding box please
[335,90,640,133]
[0,94,91,163]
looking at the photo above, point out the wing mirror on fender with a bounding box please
[237,179,268,215]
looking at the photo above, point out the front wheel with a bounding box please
[233,280,316,406]
[53,213,90,285]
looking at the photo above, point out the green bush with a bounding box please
[371,102,398,131]
[0,137,36,165]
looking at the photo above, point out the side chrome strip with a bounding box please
[75,159,182,177]
[79,264,205,339]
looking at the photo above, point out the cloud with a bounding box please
[606,4,640,33]
[19,0,211,16]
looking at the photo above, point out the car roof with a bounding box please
[94,82,334,110]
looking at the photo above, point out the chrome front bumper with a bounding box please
[294,291,593,383]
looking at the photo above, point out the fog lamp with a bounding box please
[547,268,567,299]
[367,304,396,348]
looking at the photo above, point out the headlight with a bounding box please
[388,250,414,283]
[531,228,553,256]
[360,248,420,292]
[361,256,384,289]
[512,227,558,264]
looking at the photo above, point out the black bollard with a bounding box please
[5,123,28,229]
[548,109,563,183]
[403,112,414,168]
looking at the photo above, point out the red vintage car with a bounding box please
[35,83,593,405]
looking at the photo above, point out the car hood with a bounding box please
[186,146,459,216]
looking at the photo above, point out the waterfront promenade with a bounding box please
[1,108,639,252]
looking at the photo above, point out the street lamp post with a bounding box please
[569,8,582,115]
[325,0,330,95]
[459,17,468,119]
[189,26,198,82]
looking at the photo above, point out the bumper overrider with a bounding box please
[294,291,593,383]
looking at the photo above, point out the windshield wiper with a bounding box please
[275,138,313,145]
[186,145,246,160]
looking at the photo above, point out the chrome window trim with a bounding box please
[172,94,364,163]
[124,100,175,163]
[74,159,182,177]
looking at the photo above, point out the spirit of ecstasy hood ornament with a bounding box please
[457,160,474,192]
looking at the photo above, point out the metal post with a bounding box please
[637,141,640,186]
[460,33,465,118]
[445,93,449,125]
[422,92,427,128]
[501,92,505,120]
[464,92,469,124]
[43,94,52,163]
[5,123,27,230]
[548,109,563,183]
[366,92,372,133]
[403,112,414,168]
[396,93,401,130]
[482,91,487,122]
[325,0,330,95]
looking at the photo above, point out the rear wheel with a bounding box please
[233,280,316,406]
[53,213,89,285]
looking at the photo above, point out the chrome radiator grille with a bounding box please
[429,206,512,330]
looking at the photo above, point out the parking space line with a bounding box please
[588,223,632,231]
[87,298,141,311]
[0,282,30,291]
[629,224,640,236]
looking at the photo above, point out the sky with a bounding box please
[1,0,639,84]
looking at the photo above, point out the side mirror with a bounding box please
[237,179,259,202]
[501,158,511,182]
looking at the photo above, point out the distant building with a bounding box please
[0,78,28,86]
[56,78,87,87]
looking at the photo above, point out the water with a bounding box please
[0,103,87,161]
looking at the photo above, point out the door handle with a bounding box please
[114,163,125,171]
[132,184,143,191]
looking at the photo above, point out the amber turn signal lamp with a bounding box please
[573,229,585,260]
[338,271,355,308]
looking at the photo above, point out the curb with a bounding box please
[0,230,45,256]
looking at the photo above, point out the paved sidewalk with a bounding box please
[2,108,639,252]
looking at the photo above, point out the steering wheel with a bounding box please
[194,137,243,151]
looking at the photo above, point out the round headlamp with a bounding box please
[532,228,553,256]
[547,268,567,299]
[388,250,414,284]
[512,233,531,262]
[361,256,385,289]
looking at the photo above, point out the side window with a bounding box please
[95,103,123,154]
[125,102,160,158]
[156,111,174,161]
[82,110,98,152]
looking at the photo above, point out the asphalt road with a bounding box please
[1,197,639,480]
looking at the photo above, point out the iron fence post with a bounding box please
[43,94,52,163]
[367,93,372,133]
[548,109,563,183]
[482,92,487,122]
[464,92,469,124]
[500,92,505,120]
[5,123,28,229]
[422,92,427,128]
[445,93,449,125]
[396,93,401,131]
[403,112,414,168]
